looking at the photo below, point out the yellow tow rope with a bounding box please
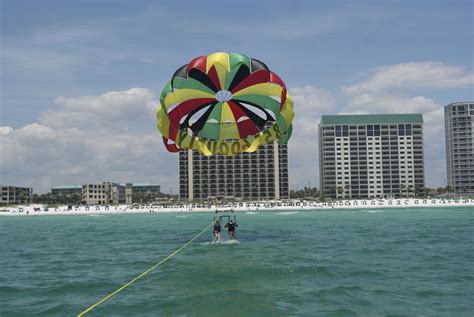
[78,221,215,316]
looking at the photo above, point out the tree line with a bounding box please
[32,192,173,205]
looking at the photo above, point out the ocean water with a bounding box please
[0,207,473,317]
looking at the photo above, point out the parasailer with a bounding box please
[156,52,294,156]
[225,219,238,240]
[213,219,221,242]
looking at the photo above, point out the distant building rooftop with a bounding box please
[133,183,160,187]
[118,183,160,187]
[51,185,82,189]
[445,101,474,108]
[320,114,423,125]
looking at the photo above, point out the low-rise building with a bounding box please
[130,183,161,194]
[1,186,33,205]
[82,182,132,205]
[51,185,82,195]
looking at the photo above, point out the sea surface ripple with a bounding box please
[0,207,473,316]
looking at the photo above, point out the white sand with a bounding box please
[1,198,473,217]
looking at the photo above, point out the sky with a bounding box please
[1,0,473,194]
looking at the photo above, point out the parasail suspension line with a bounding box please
[77,221,215,316]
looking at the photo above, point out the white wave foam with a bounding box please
[220,239,240,245]
[200,240,240,246]
[276,211,299,215]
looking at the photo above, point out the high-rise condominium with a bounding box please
[444,102,474,195]
[179,142,289,201]
[319,114,424,199]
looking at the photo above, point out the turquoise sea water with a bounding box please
[0,207,473,317]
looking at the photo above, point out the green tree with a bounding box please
[344,184,352,199]
[400,183,407,198]
[290,187,319,199]
[336,186,344,198]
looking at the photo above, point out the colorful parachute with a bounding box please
[156,52,294,156]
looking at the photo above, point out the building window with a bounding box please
[367,125,380,136]
[335,125,349,137]
[398,124,405,136]
[398,124,412,136]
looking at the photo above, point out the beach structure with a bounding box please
[179,142,289,201]
[444,102,474,196]
[319,114,424,199]
[82,182,132,205]
[52,183,160,196]
[0,186,33,205]
[51,185,82,195]
[130,183,161,194]
[50,183,160,204]
[128,183,162,203]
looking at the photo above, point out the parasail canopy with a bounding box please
[157,52,294,155]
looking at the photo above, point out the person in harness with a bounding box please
[213,219,221,242]
[225,219,238,240]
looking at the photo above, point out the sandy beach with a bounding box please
[1,198,473,216]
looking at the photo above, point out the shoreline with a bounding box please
[1,198,473,217]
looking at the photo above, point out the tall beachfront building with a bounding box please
[319,114,424,199]
[178,142,289,201]
[444,102,474,195]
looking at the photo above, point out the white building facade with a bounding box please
[319,114,424,199]
[445,102,474,195]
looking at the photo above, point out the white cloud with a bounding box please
[0,127,13,135]
[339,61,470,188]
[342,93,439,114]
[0,88,176,193]
[17,123,57,139]
[422,107,447,187]
[344,62,474,95]
[291,85,336,113]
[40,88,157,130]
[288,86,336,190]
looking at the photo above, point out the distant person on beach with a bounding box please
[213,220,221,242]
[225,220,238,240]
